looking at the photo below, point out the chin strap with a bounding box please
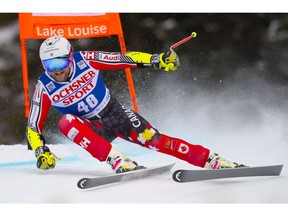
[67,65,74,81]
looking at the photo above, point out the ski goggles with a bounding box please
[42,56,70,73]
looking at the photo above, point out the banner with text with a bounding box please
[19,13,124,39]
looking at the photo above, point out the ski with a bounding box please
[77,163,175,189]
[173,164,284,183]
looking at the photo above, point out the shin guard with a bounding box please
[151,134,210,168]
[58,114,112,162]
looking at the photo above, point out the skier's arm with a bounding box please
[81,51,180,72]
[26,82,56,170]
[26,82,50,150]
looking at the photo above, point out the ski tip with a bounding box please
[77,178,89,189]
[274,164,284,175]
[167,163,176,169]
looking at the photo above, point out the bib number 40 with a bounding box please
[77,94,98,113]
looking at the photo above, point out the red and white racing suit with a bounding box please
[26,51,210,167]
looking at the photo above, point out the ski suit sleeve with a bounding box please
[26,81,51,151]
[81,51,154,70]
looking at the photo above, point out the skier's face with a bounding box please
[49,66,70,82]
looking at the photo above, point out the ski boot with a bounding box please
[106,148,146,174]
[204,153,247,169]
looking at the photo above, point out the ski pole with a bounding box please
[51,151,62,161]
[163,32,197,71]
[170,32,197,52]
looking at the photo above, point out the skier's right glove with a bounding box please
[35,146,56,170]
[151,51,180,71]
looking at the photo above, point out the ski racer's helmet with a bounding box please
[39,36,73,72]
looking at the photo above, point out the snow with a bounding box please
[1,129,288,215]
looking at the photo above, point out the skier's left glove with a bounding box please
[151,51,180,71]
[35,146,56,170]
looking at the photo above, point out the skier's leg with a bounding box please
[58,114,112,161]
[98,101,210,168]
[99,99,246,169]
[149,133,210,167]
[58,114,144,173]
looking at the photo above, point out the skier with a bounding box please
[26,36,245,173]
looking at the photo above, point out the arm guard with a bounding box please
[26,126,56,170]
[124,52,153,67]
[26,125,44,151]
[82,51,154,70]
